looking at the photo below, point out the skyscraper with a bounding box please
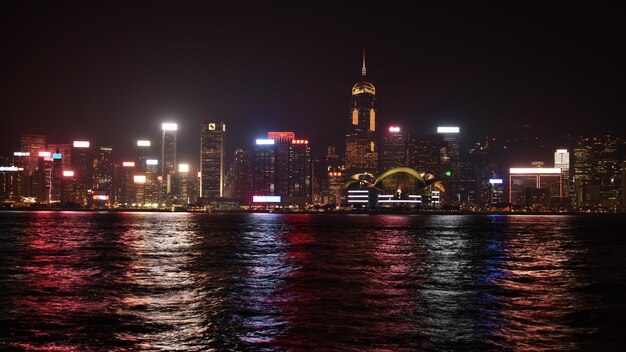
[231,148,253,199]
[20,134,46,176]
[345,50,377,174]
[92,146,113,205]
[70,140,91,205]
[253,138,276,196]
[554,148,571,206]
[289,138,312,202]
[161,122,178,197]
[136,140,151,173]
[200,121,226,198]
[382,126,406,172]
[437,126,461,205]
[268,131,296,197]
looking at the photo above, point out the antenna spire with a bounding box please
[361,48,367,76]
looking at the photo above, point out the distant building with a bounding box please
[231,148,253,199]
[71,140,91,205]
[200,121,226,199]
[253,138,276,196]
[20,134,46,176]
[438,126,461,205]
[92,146,113,204]
[345,50,377,174]
[382,126,407,172]
[509,167,562,210]
[161,122,178,198]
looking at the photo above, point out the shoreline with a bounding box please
[0,207,624,216]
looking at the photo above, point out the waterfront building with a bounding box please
[200,122,226,199]
[509,167,562,210]
[70,140,91,205]
[345,50,377,174]
[382,126,407,172]
[161,122,178,198]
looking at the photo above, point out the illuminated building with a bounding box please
[92,146,113,205]
[144,159,161,205]
[70,140,91,205]
[62,170,77,203]
[437,126,461,205]
[161,122,178,197]
[382,126,407,172]
[231,148,253,199]
[345,50,377,174]
[20,133,46,176]
[268,132,296,197]
[0,156,26,202]
[50,150,63,203]
[509,167,562,210]
[177,163,192,204]
[573,135,622,210]
[317,146,344,205]
[406,134,443,175]
[200,121,226,198]
[573,137,593,206]
[488,178,505,205]
[133,174,146,205]
[253,138,276,197]
[288,138,312,202]
[47,143,71,170]
[136,140,151,173]
[33,152,53,203]
[116,161,136,206]
[554,149,571,207]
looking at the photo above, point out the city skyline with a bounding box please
[1,3,624,160]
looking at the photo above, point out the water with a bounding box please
[1,212,625,351]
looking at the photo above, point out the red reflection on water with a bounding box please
[495,216,584,351]
[12,212,110,351]
[269,214,425,351]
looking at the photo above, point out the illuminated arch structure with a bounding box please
[343,167,442,207]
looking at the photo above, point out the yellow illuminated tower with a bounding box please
[345,49,377,174]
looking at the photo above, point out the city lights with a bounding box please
[510,168,561,174]
[38,151,51,157]
[0,166,23,172]
[73,141,90,148]
[146,159,158,165]
[437,126,460,134]
[291,139,309,144]
[134,175,146,183]
[13,152,30,157]
[122,161,135,167]
[52,153,62,159]
[255,139,275,145]
[161,122,178,131]
[62,170,75,177]
[253,196,281,203]
[489,178,503,184]
[389,126,400,133]
[137,140,151,147]
[178,164,189,173]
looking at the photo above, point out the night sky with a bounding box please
[1,2,624,162]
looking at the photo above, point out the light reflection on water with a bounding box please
[0,212,625,351]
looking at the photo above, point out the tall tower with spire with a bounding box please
[345,49,378,173]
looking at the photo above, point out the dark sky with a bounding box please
[1,2,624,162]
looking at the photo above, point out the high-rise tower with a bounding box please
[161,122,178,197]
[200,121,226,198]
[345,49,377,174]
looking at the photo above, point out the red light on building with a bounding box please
[268,132,296,140]
[328,171,342,177]
[122,161,135,167]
